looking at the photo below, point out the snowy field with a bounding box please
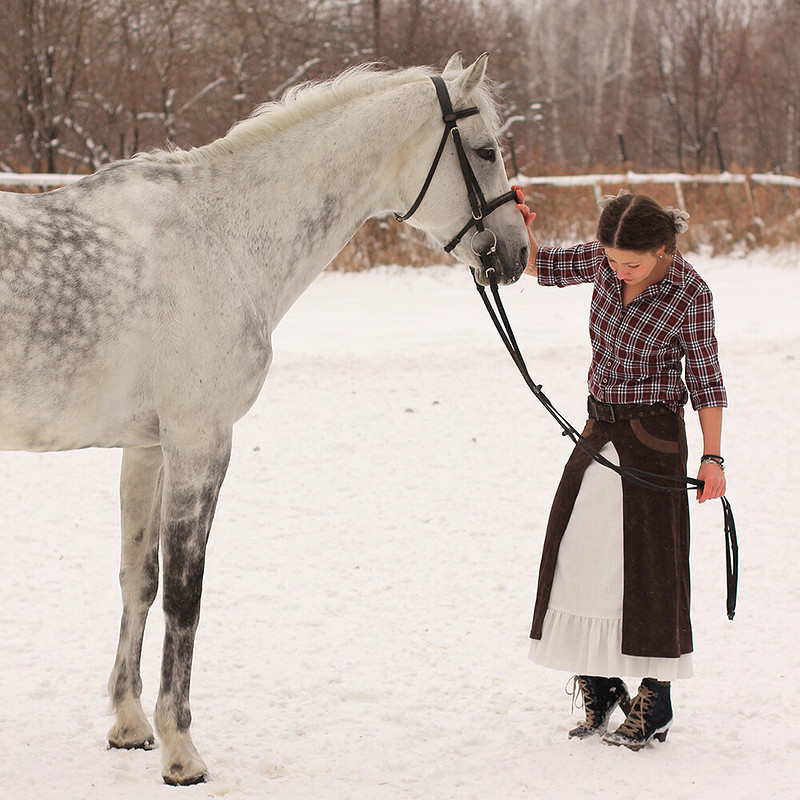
[0,248,797,799]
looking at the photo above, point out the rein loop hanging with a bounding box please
[474,268,739,621]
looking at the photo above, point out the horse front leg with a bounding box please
[154,431,232,786]
[108,445,164,750]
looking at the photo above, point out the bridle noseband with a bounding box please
[395,76,517,257]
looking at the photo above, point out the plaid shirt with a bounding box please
[536,241,727,414]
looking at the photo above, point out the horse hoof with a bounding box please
[108,709,155,751]
[108,736,156,751]
[107,722,156,751]
[162,765,209,786]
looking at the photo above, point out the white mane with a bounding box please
[231,64,436,143]
[137,62,502,166]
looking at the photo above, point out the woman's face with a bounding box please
[604,246,667,287]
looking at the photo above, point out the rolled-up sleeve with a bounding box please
[537,242,601,287]
[681,286,727,410]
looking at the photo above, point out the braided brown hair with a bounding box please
[597,193,678,254]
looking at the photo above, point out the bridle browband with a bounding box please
[395,76,517,256]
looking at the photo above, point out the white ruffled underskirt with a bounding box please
[528,442,693,681]
[529,608,693,681]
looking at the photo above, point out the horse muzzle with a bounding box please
[470,230,528,286]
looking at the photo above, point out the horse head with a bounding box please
[396,53,529,287]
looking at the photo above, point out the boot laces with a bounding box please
[565,676,598,728]
[565,675,584,712]
[616,685,654,738]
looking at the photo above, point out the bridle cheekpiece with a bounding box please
[395,76,516,258]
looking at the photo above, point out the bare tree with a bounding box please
[760,0,800,170]
[648,0,752,171]
[524,0,573,167]
[616,0,641,136]
[0,0,97,172]
[0,0,796,176]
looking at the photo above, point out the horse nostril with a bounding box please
[519,245,529,270]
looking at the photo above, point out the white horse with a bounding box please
[0,53,527,785]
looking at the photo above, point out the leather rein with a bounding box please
[476,268,738,621]
[394,73,738,620]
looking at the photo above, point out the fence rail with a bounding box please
[3,169,800,193]
[514,170,800,212]
[3,169,799,238]
[0,172,82,188]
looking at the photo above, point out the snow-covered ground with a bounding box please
[1,249,796,799]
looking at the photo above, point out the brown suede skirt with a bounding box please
[530,412,692,659]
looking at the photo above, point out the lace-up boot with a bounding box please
[602,678,673,750]
[567,676,632,739]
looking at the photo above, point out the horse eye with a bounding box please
[477,146,496,163]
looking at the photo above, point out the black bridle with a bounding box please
[395,76,517,257]
[476,271,739,621]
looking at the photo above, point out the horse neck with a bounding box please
[207,82,433,324]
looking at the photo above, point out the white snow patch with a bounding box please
[0,253,797,798]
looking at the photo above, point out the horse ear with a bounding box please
[451,52,489,104]
[443,52,463,77]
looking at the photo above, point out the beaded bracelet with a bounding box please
[700,454,725,471]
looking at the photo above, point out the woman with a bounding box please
[514,188,727,750]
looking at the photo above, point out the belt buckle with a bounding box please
[601,403,617,423]
[589,396,615,423]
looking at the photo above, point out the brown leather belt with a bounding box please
[587,395,670,423]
